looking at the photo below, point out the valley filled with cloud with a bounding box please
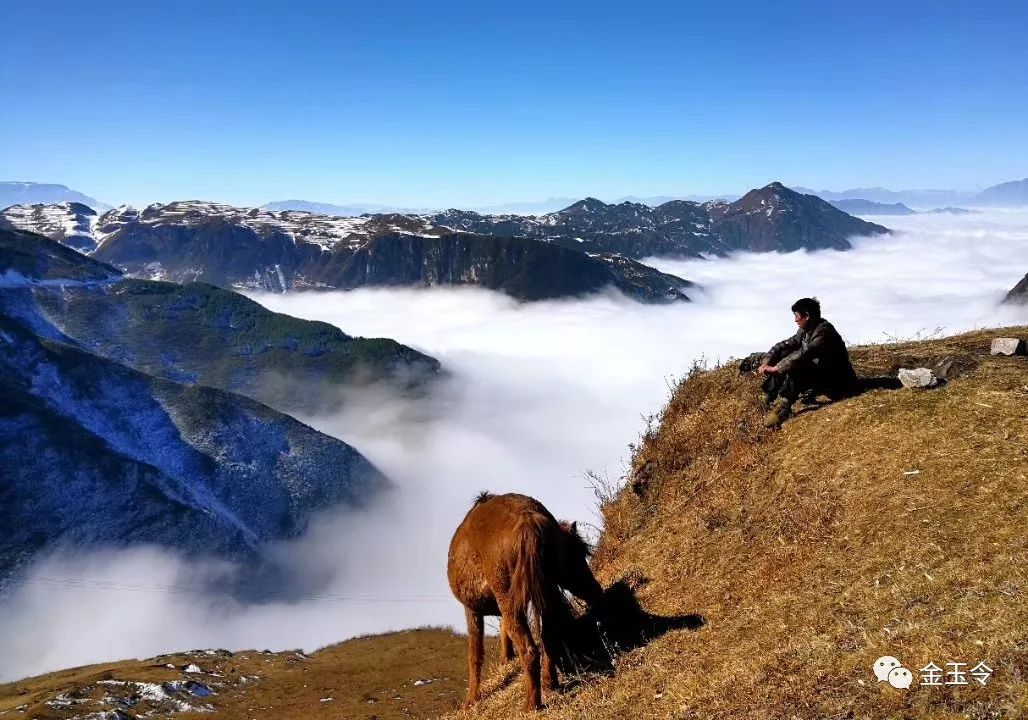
[1,210,1026,681]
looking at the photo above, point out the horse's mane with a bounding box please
[472,490,495,507]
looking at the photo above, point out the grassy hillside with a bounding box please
[4,326,1026,719]
[457,325,1028,719]
[0,629,495,720]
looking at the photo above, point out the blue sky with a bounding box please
[2,0,1026,207]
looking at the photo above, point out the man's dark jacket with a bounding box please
[763,317,857,389]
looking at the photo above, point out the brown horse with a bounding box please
[447,492,603,711]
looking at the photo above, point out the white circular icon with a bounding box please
[888,666,913,689]
[873,656,902,682]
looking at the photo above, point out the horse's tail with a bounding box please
[511,512,550,618]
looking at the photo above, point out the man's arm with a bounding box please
[763,330,802,366]
[777,324,833,373]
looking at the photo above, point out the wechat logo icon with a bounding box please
[874,656,913,689]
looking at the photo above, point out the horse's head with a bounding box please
[555,520,602,605]
[558,520,591,558]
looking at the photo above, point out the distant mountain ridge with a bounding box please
[262,200,428,215]
[793,177,1028,208]
[792,185,973,207]
[977,178,1028,206]
[428,182,888,257]
[827,199,915,216]
[261,196,734,217]
[0,182,110,212]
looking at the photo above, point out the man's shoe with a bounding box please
[797,390,819,407]
[763,398,793,428]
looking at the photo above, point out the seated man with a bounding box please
[758,297,858,427]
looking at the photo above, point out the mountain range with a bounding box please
[2,202,695,303]
[262,179,1028,216]
[262,195,732,216]
[793,178,1028,208]
[0,182,110,212]
[1,183,889,303]
[262,199,428,216]
[7,177,1028,220]
[422,182,887,257]
[262,179,1028,215]
[0,226,440,583]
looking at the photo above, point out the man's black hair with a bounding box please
[791,297,821,319]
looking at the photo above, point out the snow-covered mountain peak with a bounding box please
[7,201,445,257]
[2,202,101,252]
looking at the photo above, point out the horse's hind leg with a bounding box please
[534,610,558,692]
[499,600,542,711]
[463,607,484,707]
[500,616,515,662]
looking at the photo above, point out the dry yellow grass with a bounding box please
[0,628,497,719]
[453,326,1028,719]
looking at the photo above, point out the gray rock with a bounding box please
[898,367,939,388]
[931,356,957,380]
[990,337,1026,356]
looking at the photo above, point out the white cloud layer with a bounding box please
[1,210,1026,681]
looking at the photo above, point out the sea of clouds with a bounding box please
[1,210,1026,681]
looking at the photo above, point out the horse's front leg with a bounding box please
[464,607,484,707]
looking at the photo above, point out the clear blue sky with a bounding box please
[2,0,1026,208]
